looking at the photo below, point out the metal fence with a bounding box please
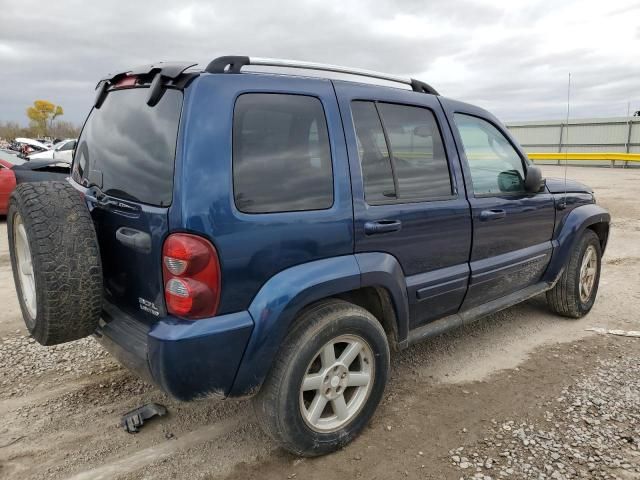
[506,116,640,167]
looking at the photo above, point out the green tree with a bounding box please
[26,100,64,136]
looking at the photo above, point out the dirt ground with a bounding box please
[0,166,638,480]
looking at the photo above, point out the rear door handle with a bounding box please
[116,227,152,254]
[479,209,507,221]
[364,220,402,235]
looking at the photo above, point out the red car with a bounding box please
[0,159,17,215]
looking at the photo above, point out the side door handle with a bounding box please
[116,227,152,254]
[479,209,507,221]
[364,220,402,235]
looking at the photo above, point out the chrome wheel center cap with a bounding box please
[330,376,340,388]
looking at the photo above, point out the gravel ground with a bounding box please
[449,339,640,480]
[0,334,114,400]
[0,165,639,479]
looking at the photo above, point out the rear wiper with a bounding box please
[84,184,114,208]
[83,180,106,202]
[83,183,136,212]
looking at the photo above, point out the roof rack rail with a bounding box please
[204,56,439,95]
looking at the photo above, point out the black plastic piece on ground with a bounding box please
[121,403,168,433]
[205,56,250,74]
[410,78,439,95]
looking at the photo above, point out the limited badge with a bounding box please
[138,297,160,316]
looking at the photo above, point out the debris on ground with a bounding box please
[586,327,640,338]
[121,403,168,433]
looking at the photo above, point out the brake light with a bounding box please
[113,75,137,88]
[162,233,221,319]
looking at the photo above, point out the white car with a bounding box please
[15,137,51,151]
[28,139,77,163]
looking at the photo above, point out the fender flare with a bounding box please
[543,204,610,284]
[355,252,410,347]
[229,253,409,396]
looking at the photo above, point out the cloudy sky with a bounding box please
[1,0,639,125]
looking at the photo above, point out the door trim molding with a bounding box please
[407,280,551,346]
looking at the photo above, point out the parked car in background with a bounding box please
[28,139,76,163]
[12,159,70,184]
[7,140,23,152]
[0,153,70,213]
[36,138,55,149]
[0,159,17,215]
[15,138,50,159]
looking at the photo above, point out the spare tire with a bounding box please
[7,181,103,345]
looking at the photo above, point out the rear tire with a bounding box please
[253,300,390,456]
[7,181,103,345]
[546,229,601,318]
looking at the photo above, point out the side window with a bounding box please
[351,101,452,204]
[454,114,526,195]
[351,102,395,204]
[377,103,452,200]
[233,94,333,213]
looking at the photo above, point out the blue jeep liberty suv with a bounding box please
[7,56,610,456]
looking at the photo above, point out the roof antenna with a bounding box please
[561,72,571,210]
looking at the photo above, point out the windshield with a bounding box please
[72,88,183,206]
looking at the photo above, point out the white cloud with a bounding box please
[0,0,639,124]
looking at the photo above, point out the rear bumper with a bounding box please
[95,304,254,401]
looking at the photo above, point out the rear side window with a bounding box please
[233,94,333,213]
[351,102,395,203]
[351,101,452,204]
[73,88,182,206]
[378,103,452,199]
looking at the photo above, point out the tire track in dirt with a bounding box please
[65,416,247,480]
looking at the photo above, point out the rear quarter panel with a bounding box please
[172,74,354,315]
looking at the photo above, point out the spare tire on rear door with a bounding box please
[7,181,103,345]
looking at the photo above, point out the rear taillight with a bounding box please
[162,233,221,319]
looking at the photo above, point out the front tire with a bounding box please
[546,229,602,318]
[253,300,390,456]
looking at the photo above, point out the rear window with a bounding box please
[232,93,333,213]
[72,88,182,206]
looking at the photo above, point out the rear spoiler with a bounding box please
[94,62,199,109]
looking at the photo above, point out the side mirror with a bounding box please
[497,170,523,193]
[524,165,545,193]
